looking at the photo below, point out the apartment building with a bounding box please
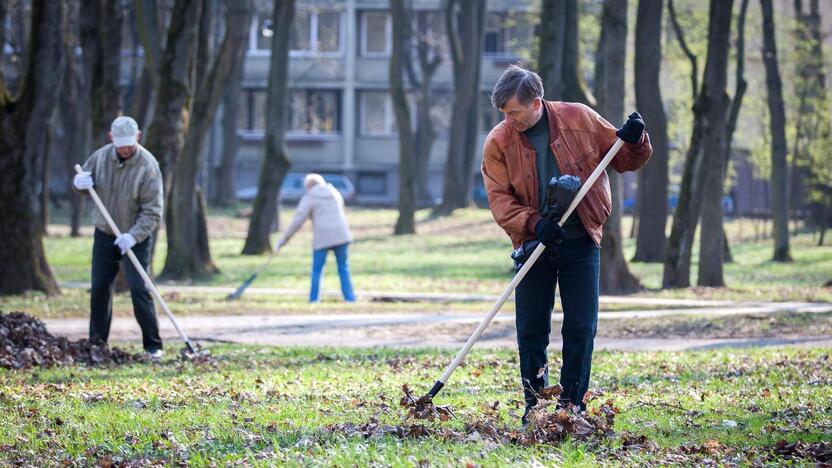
[224,0,537,205]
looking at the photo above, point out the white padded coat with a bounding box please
[278,183,353,250]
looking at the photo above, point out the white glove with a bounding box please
[73,171,94,190]
[114,233,137,254]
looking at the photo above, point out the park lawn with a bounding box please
[4,207,826,325]
[45,207,512,296]
[0,345,829,465]
[41,207,832,304]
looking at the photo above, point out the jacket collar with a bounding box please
[107,144,143,166]
[515,100,562,151]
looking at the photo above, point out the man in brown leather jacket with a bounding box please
[481,65,652,423]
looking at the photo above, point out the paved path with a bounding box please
[59,282,829,308]
[44,302,832,351]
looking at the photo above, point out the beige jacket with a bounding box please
[279,183,353,250]
[81,144,163,243]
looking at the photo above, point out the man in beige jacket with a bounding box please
[275,173,355,302]
[74,116,164,359]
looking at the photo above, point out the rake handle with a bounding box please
[74,164,195,352]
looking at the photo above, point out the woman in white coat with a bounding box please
[275,173,355,302]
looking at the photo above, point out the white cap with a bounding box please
[111,116,140,147]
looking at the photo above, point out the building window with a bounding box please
[288,89,340,134]
[483,11,534,58]
[291,9,342,55]
[357,172,387,195]
[290,11,312,51]
[360,11,392,56]
[316,11,341,53]
[238,89,268,132]
[254,10,343,55]
[360,91,394,136]
[359,91,420,136]
[237,89,339,135]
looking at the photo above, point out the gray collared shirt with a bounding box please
[81,144,163,242]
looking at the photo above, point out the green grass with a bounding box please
[46,207,513,294]
[40,207,832,303]
[1,345,829,465]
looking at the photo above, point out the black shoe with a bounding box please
[521,405,533,429]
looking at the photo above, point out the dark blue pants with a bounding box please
[514,235,600,410]
[90,229,162,352]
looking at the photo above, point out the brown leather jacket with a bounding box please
[481,100,653,249]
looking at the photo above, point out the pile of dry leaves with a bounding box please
[326,383,619,447]
[772,439,832,463]
[0,311,143,369]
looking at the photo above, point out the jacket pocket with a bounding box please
[573,150,596,175]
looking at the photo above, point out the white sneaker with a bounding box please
[147,349,164,362]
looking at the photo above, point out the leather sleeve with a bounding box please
[481,135,539,240]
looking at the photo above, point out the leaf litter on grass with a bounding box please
[326,382,621,448]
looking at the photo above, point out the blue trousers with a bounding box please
[310,243,355,302]
[514,235,600,410]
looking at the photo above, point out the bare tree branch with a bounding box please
[668,0,699,100]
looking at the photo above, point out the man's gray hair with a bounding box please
[490,65,544,109]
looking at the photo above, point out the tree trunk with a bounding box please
[142,0,203,277]
[391,0,417,234]
[667,0,699,100]
[0,0,6,92]
[40,126,52,234]
[719,0,750,267]
[538,0,594,106]
[162,0,251,279]
[434,0,485,215]
[663,0,733,288]
[194,0,215,92]
[723,229,733,263]
[537,0,566,100]
[760,0,791,262]
[632,0,669,263]
[662,0,702,287]
[0,0,64,295]
[242,0,295,254]
[411,16,442,205]
[130,0,161,127]
[214,52,245,207]
[61,0,85,237]
[144,0,203,197]
[790,1,828,252]
[562,0,595,105]
[594,0,642,294]
[415,84,437,204]
[87,0,123,148]
[697,0,739,287]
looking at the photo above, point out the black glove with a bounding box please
[616,112,645,144]
[534,218,566,248]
